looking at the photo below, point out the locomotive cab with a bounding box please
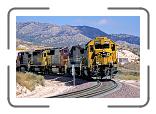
[83,37,118,79]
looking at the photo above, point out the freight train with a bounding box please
[16,47,69,74]
[16,37,118,79]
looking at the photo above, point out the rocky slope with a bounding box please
[116,41,140,56]
[16,22,140,48]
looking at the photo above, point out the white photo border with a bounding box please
[7,7,150,109]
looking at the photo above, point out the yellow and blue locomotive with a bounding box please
[69,37,118,79]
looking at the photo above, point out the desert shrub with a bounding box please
[16,72,45,91]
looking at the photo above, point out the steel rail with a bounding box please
[76,80,117,98]
[48,80,117,98]
[48,81,101,98]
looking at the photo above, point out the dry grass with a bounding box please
[115,66,140,80]
[115,63,140,80]
[116,74,140,80]
[16,72,45,91]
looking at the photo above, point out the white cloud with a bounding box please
[97,19,108,25]
[72,18,109,27]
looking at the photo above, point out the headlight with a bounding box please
[107,52,110,56]
[98,52,111,57]
[101,52,107,57]
[96,62,101,65]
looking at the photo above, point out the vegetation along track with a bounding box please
[48,80,118,98]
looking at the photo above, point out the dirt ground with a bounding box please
[16,79,73,98]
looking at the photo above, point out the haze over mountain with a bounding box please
[16,22,140,48]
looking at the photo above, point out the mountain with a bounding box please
[109,34,140,45]
[16,22,140,48]
[16,22,92,48]
[72,26,108,39]
[16,39,46,50]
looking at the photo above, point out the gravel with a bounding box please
[46,75,98,96]
[103,80,140,98]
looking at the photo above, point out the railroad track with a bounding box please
[48,80,118,98]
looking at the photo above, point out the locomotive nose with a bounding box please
[98,51,110,57]
[101,52,107,57]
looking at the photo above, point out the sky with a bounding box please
[16,16,140,36]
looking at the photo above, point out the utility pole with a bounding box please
[72,64,75,86]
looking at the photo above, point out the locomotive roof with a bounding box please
[86,36,116,46]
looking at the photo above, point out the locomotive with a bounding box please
[68,37,118,79]
[16,37,118,79]
[16,48,69,74]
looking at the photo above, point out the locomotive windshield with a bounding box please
[95,44,110,49]
[102,44,109,48]
[48,50,55,55]
[33,51,41,55]
[95,44,102,49]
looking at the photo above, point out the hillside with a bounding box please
[72,26,108,39]
[116,41,140,56]
[109,34,140,45]
[16,39,46,50]
[16,22,140,48]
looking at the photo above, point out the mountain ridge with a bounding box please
[16,22,140,48]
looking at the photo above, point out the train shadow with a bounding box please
[44,73,112,86]
[44,74,89,86]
